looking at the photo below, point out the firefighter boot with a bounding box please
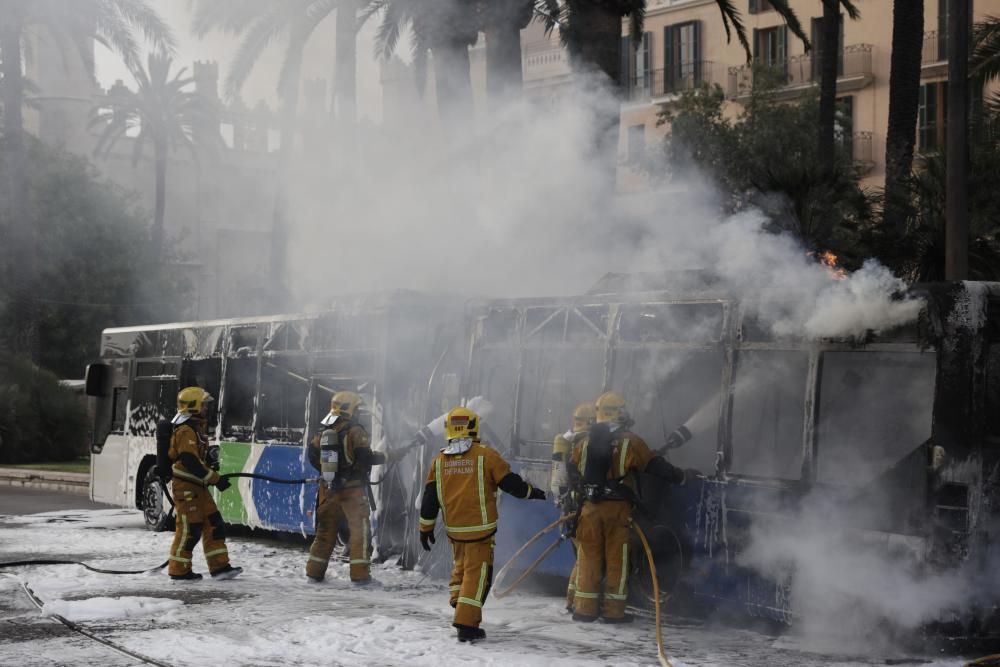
[211,564,243,580]
[455,624,486,643]
[170,571,203,581]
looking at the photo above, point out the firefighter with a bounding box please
[567,391,695,623]
[419,406,547,643]
[552,401,596,612]
[167,387,242,581]
[306,391,385,584]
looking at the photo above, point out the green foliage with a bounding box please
[0,140,192,378]
[0,354,88,464]
[651,74,872,265]
[882,115,1000,282]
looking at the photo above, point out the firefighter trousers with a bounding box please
[565,539,578,610]
[307,485,372,582]
[167,481,230,576]
[449,536,495,628]
[573,500,631,619]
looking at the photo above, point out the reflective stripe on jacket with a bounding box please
[424,442,511,542]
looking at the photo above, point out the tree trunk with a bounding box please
[883,0,924,239]
[817,0,840,169]
[270,43,304,311]
[566,2,625,91]
[334,0,358,149]
[945,0,969,280]
[564,1,625,186]
[0,14,37,360]
[152,146,167,262]
[484,0,533,106]
[433,38,475,132]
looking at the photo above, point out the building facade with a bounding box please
[607,0,996,188]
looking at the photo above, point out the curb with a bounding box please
[0,469,90,496]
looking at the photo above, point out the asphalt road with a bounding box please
[0,486,112,515]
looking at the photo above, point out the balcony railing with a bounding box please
[624,61,728,101]
[922,31,947,65]
[846,131,873,169]
[726,44,873,99]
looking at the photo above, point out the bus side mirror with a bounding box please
[85,363,109,397]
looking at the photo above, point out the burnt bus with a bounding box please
[467,279,1000,637]
[84,291,462,559]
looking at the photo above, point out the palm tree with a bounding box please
[90,54,221,262]
[369,0,481,127]
[0,0,172,358]
[816,0,860,170]
[971,15,1000,83]
[882,0,925,243]
[483,0,536,104]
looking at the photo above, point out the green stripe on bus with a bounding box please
[215,441,252,525]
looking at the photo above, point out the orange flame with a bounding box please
[811,250,848,280]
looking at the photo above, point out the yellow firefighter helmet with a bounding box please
[572,402,597,432]
[177,387,213,417]
[330,391,363,419]
[595,391,626,424]
[444,406,479,441]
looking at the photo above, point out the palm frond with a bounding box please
[838,0,860,22]
[765,0,811,51]
[533,0,564,35]
[971,16,1000,84]
[107,0,177,54]
[713,0,751,62]
[223,4,298,100]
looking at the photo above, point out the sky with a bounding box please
[93,1,384,121]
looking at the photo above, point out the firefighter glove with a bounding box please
[215,476,231,492]
[529,487,546,501]
[420,530,435,551]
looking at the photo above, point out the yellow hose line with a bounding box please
[967,655,1000,666]
[633,522,674,667]
[492,515,569,596]
[494,537,563,599]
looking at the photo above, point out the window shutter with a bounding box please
[693,21,702,85]
[778,25,788,74]
[664,25,675,92]
[620,36,632,92]
[642,31,652,90]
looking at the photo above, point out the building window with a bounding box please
[627,124,646,159]
[749,0,773,14]
[918,81,948,152]
[664,21,702,93]
[619,34,652,98]
[754,25,787,71]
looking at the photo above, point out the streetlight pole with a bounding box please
[945,0,969,280]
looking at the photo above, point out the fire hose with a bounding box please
[492,515,673,667]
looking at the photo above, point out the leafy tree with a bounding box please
[0,353,88,463]
[90,54,222,262]
[0,0,173,358]
[0,140,192,379]
[653,76,870,263]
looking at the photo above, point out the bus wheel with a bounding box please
[142,468,174,532]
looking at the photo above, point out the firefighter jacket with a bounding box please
[307,419,384,491]
[420,441,537,542]
[569,427,685,498]
[169,418,220,487]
